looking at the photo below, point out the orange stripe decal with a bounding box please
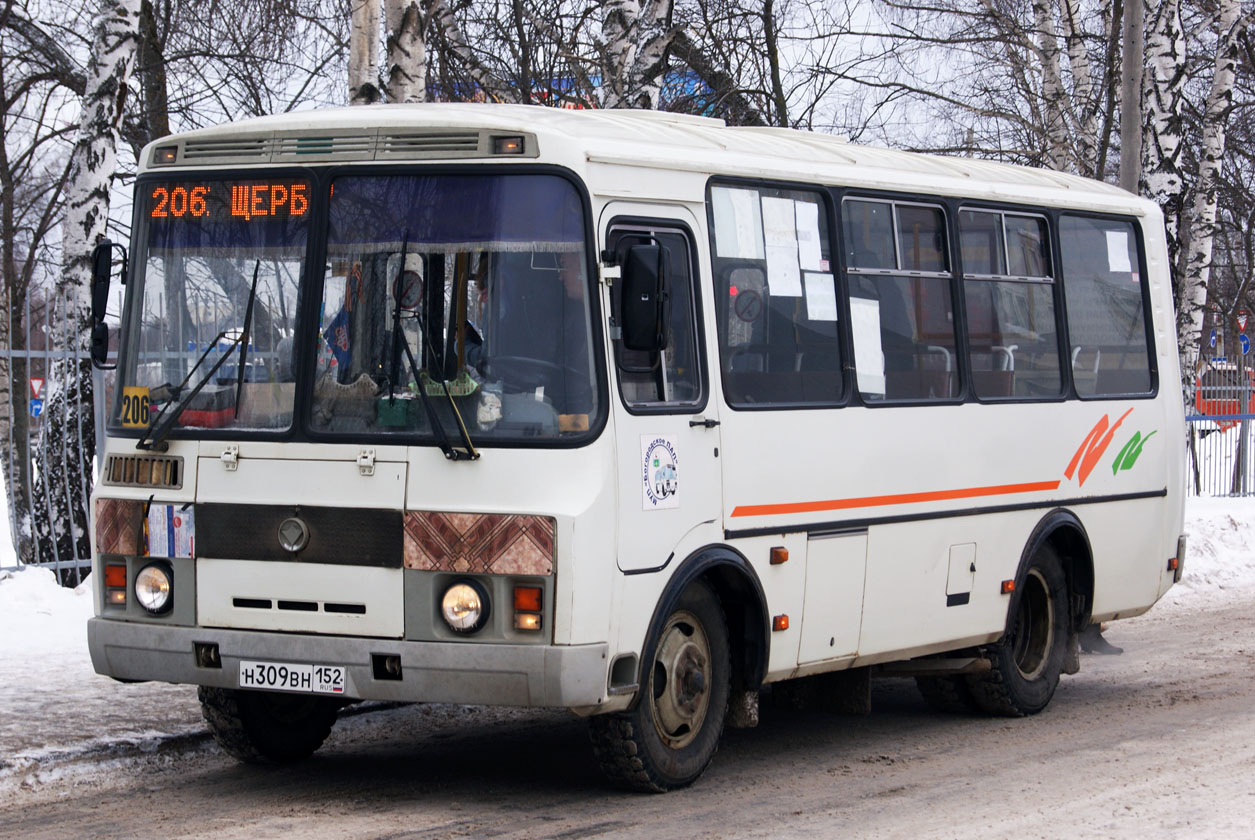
[730,480,1062,518]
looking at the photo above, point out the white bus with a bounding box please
[88,104,1186,791]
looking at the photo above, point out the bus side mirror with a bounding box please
[620,243,670,352]
[90,239,124,370]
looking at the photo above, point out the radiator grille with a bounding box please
[101,454,183,489]
[197,503,402,566]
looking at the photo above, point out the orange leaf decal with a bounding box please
[1065,408,1133,487]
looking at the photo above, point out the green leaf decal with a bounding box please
[1112,430,1156,474]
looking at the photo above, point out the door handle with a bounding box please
[689,417,720,428]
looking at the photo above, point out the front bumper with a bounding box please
[88,618,609,708]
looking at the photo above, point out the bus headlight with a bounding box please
[440,580,490,634]
[134,562,173,614]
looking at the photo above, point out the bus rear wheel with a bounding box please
[199,686,340,764]
[967,546,1069,716]
[589,581,730,792]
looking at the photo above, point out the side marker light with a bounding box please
[770,546,789,565]
[1168,557,1179,572]
[1001,580,1016,595]
[772,614,789,632]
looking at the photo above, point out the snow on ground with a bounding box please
[0,497,1252,795]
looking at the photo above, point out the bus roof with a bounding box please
[143,104,1149,216]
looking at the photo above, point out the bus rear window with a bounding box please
[1059,215,1153,397]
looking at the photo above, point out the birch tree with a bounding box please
[598,0,675,109]
[1141,0,1187,276]
[349,0,382,104]
[32,0,141,568]
[1178,0,1253,374]
[385,0,428,102]
[0,0,86,562]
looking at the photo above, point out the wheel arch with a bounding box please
[630,544,769,709]
[1016,509,1094,634]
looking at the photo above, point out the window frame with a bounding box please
[840,192,964,406]
[605,217,710,416]
[957,205,1066,403]
[1055,209,1159,401]
[706,176,847,412]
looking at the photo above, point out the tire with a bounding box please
[199,686,340,764]
[915,675,981,714]
[966,546,1069,716]
[589,581,731,792]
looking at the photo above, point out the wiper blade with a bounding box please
[136,329,240,451]
[233,262,262,419]
[390,236,478,461]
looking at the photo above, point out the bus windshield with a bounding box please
[113,176,309,434]
[311,172,597,442]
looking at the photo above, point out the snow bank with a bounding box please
[1168,498,1255,602]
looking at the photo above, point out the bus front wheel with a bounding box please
[589,581,730,792]
[967,546,1069,716]
[199,686,340,764]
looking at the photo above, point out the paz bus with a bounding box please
[88,104,1186,791]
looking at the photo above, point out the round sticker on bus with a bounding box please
[641,435,679,510]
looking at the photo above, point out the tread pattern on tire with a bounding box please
[198,686,337,764]
[964,651,1022,716]
[588,715,668,793]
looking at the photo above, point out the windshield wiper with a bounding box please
[233,262,262,419]
[389,235,478,461]
[137,264,262,452]
[136,331,237,451]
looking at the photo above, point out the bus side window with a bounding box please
[842,198,959,402]
[1059,215,1153,397]
[960,209,1062,400]
[709,184,841,407]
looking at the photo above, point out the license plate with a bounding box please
[239,660,346,695]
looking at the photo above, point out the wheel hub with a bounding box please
[650,611,712,749]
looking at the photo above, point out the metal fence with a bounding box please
[1186,365,1255,497]
[0,286,114,585]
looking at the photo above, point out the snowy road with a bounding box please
[1,500,1253,838]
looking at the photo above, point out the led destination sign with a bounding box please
[148,179,310,222]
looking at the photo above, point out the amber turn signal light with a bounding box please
[772,614,789,632]
[1168,557,1179,572]
[492,136,525,154]
[513,586,543,612]
[104,563,127,588]
[770,546,788,565]
[1001,580,1016,594]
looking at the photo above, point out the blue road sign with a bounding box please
[1242,334,1251,356]
[30,399,43,418]
[1211,329,1218,348]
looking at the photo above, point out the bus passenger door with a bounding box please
[798,531,867,663]
[603,214,722,572]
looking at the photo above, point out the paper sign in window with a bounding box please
[804,272,838,321]
[1105,230,1132,273]
[850,296,886,395]
[711,187,764,260]
[762,197,802,296]
[795,201,823,271]
[766,245,802,297]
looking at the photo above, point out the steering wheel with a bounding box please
[487,355,565,392]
